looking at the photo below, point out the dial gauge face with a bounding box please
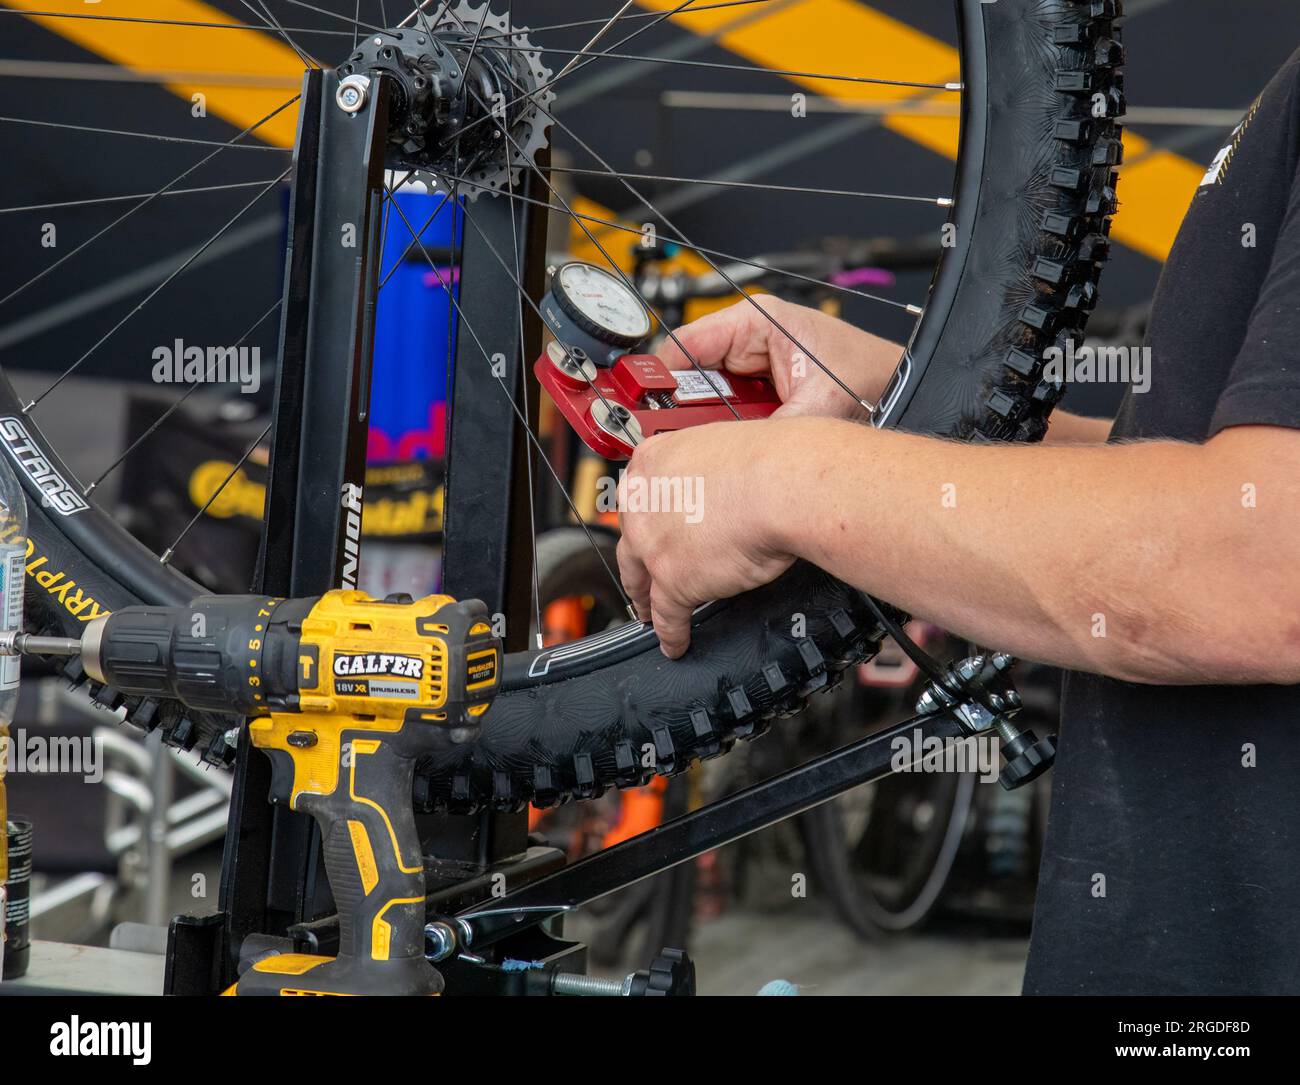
[556,263,652,341]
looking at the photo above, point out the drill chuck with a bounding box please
[81,595,312,716]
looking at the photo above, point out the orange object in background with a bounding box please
[601,777,668,848]
[541,596,590,647]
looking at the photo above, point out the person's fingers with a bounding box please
[657,299,779,380]
[656,307,736,371]
[616,538,653,622]
[650,585,695,659]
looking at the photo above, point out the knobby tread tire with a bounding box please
[2,0,1125,806]
[413,0,1127,813]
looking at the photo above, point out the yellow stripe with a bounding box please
[635,0,1204,261]
[1,0,303,146]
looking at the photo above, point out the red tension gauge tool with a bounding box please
[534,261,780,460]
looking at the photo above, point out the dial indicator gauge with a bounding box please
[553,262,653,347]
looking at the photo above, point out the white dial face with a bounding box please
[557,263,651,340]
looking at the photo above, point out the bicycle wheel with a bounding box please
[1,0,1125,807]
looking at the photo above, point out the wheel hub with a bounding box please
[335,2,554,200]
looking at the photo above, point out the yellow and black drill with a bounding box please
[7,590,500,995]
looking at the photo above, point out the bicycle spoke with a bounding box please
[523,89,886,409]
[401,0,442,35]
[383,191,635,619]
[460,121,746,420]
[394,186,637,451]
[160,423,273,566]
[0,8,354,36]
[427,5,746,419]
[0,116,289,150]
[551,0,639,84]
[454,5,492,96]
[660,89,963,116]
[84,299,283,496]
[398,0,457,30]
[0,93,300,310]
[457,197,649,448]
[0,60,301,87]
[433,0,705,152]
[23,168,292,413]
[405,0,774,38]
[281,0,381,35]
[546,165,953,207]
[480,42,961,92]
[377,172,454,289]
[0,179,289,216]
[460,67,870,410]
[435,172,922,314]
[238,0,320,68]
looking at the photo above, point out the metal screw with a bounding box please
[551,971,634,996]
[994,718,1023,747]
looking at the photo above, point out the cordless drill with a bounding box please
[6,590,500,995]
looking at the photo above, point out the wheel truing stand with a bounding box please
[162,16,1058,995]
[165,20,563,994]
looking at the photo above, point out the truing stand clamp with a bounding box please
[913,651,1058,790]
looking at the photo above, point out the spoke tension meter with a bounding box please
[3,590,501,996]
[536,260,780,459]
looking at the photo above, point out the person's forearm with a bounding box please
[766,419,1300,685]
[1044,409,1113,445]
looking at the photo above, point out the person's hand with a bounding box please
[616,418,803,658]
[655,295,902,421]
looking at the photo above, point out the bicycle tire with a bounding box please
[530,525,698,967]
[2,0,1125,803]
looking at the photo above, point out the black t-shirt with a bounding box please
[1023,49,1300,995]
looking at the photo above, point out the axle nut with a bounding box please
[336,74,371,114]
